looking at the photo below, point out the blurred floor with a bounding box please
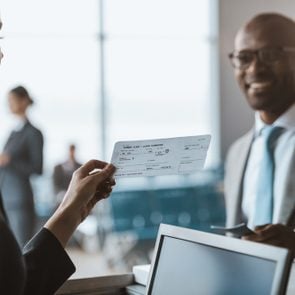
[66,235,154,279]
[67,247,118,279]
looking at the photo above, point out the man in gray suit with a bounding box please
[53,144,82,205]
[225,13,295,251]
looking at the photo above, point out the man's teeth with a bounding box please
[249,81,272,89]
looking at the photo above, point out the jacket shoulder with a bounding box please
[24,122,43,139]
[226,130,253,165]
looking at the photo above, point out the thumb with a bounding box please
[254,224,270,232]
[76,159,108,178]
[89,164,116,185]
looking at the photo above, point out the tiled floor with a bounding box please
[65,228,155,279]
[66,238,154,279]
[67,248,115,279]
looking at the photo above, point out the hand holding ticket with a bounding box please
[111,135,211,178]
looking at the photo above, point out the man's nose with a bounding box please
[246,54,267,74]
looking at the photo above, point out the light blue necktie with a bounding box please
[253,125,284,227]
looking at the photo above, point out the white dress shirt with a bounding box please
[12,116,27,132]
[242,104,295,229]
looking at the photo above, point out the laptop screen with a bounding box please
[149,236,277,295]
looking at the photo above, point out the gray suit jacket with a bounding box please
[224,128,295,228]
[0,120,43,207]
[53,161,81,195]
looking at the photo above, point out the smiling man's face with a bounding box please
[234,18,295,115]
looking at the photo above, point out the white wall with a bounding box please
[218,0,295,159]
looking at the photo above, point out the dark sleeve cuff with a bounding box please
[23,227,76,295]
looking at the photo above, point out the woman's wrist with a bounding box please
[44,204,81,248]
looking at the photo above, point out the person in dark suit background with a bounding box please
[53,144,82,205]
[0,16,116,295]
[0,85,44,246]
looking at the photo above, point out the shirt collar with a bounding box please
[13,117,27,132]
[254,103,295,137]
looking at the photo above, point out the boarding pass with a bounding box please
[111,135,211,178]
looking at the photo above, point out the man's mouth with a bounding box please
[246,80,273,92]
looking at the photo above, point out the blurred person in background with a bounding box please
[0,18,116,295]
[53,144,82,205]
[0,85,44,246]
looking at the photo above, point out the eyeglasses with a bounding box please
[228,47,295,70]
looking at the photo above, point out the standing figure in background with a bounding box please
[0,85,44,246]
[53,144,82,205]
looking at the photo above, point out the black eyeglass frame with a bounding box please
[228,46,295,70]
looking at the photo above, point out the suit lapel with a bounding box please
[233,131,254,224]
[276,146,295,225]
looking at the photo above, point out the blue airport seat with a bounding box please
[109,175,225,241]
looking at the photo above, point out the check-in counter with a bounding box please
[56,261,295,295]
